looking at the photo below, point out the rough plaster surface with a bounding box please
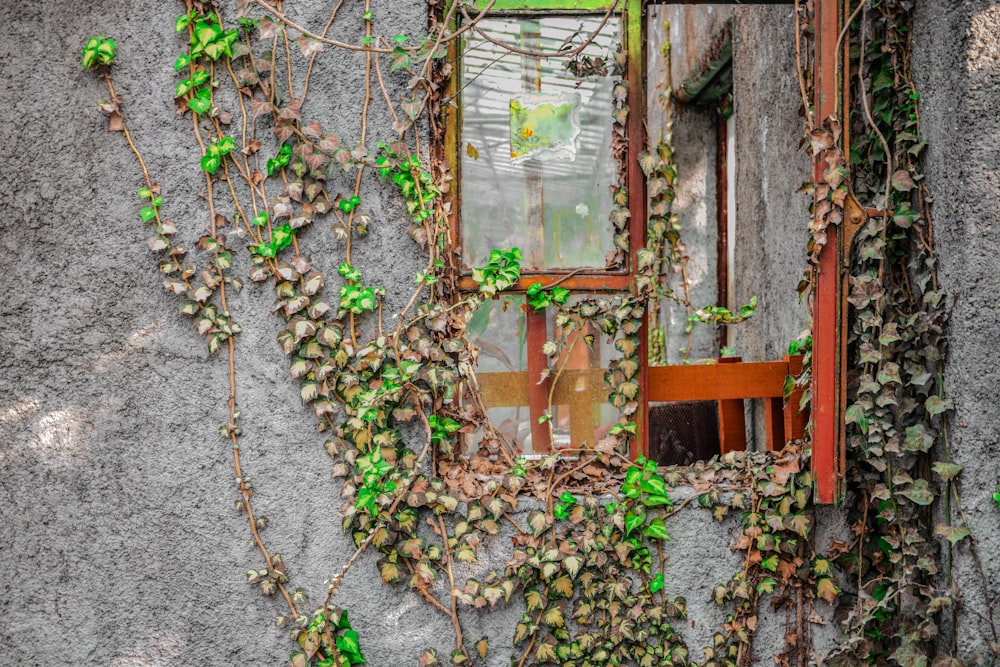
[914,0,1000,660]
[2,0,993,665]
[731,5,811,451]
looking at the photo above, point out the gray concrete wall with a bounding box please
[731,4,811,365]
[913,0,1000,660]
[731,5,812,450]
[648,5,722,364]
[1,0,995,665]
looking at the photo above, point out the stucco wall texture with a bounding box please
[1,1,997,665]
[914,1,1000,661]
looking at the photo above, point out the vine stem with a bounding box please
[833,1,866,117]
[436,515,470,661]
[321,528,378,610]
[543,324,587,444]
[855,1,893,217]
[251,0,392,53]
[302,0,345,104]
[793,0,813,131]
[103,76,155,194]
[103,64,298,619]
[250,0,493,57]
[459,0,618,59]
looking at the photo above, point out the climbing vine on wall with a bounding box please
[77,2,822,666]
[79,0,992,665]
[794,0,995,663]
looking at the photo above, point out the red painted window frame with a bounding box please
[445,0,848,500]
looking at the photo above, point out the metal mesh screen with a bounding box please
[648,401,720,466]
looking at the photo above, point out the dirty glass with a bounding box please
[468,295,531,450]
[543,297,619,451]
[472,294,619,455]
[459,15,619,272]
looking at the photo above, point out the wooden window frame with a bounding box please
[444,0,849,504]
[444,0,647,455]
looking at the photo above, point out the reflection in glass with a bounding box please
[473,295,619,455]
[460,16,619,272]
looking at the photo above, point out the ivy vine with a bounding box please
[78,1,994,666]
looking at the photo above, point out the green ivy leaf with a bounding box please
[844,403,869,434]
[931,461,962,481]
[390,46,411,72]
[216,136,235,155]
[336,628,365,664]
[176,10,196,32]
[925,395,954,416]
[189,88,212,114]
[756,578,776,595]
[624,510,645,536]
[899,479,934,506]
[649,572,664,593]
[82,35,116,69]
[175,78,194,98]
[200,153,221,174]
[935,524,970,546]
[642,518,670,541]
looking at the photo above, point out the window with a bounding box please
[447,1,846,499]
[448,0,646,457]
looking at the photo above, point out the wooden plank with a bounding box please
[479,369,610,407]
[811,0,843,504]
[716,357,745,453]
[478,371,529,406]
[483,356,799,455]
[765,397,784,451]
[718,399,747,454]
[647,360,790,402]
[626,0,646,460]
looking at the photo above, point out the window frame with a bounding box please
[445,0,646,294]
[442,0,649,456]
[442,0,849,504]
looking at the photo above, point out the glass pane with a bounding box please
[470,295,531,450]
[545,299,619,450]
[473,294,619,455]
[460,15,620,272]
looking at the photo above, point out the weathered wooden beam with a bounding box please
[811,0,844,504]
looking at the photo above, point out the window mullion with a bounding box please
[526,307,552,452]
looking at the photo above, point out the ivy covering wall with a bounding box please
[1,1,999,666]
